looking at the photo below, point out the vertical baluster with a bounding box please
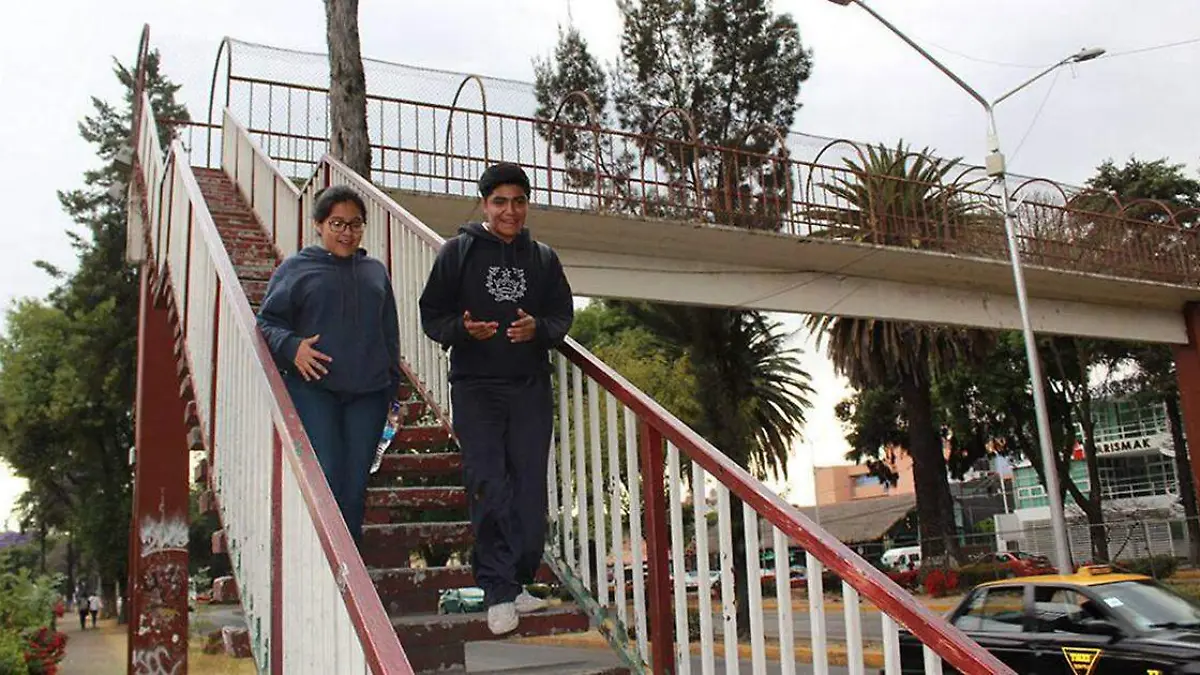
[716,485,738,675]
[743,505,766,675]
[843,582,865,675]
[547,389,559,551]
[807,553,828,675]
[558,355,574,570]
[572,365,591,588]
[882,614,901,675]
[666,443,691,675]
[693,463,715,675]
[624,407,648,664]
[607,393,626,629]
[775,528,796,675]
[923,646,945,675]
[588,378,609,607]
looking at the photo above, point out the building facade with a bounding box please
[998,397,1186,561]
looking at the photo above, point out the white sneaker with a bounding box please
[487,602,518,635]
[514,589,548,614]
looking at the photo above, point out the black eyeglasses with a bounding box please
[325,218,366,233]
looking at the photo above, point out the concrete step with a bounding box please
[390,426,455,452]
[393,605,590,650]
[361,522,473,568]
[366,486,466,511]
[370,564,560,616]
[372,452,463,481]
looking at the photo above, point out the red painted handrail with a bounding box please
[556,337,1016,675]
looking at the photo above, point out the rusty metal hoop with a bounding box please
[639,107,702,211]
[548,90,604,208]
[443,75,490,196]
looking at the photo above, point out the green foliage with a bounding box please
[1119,555,1180,580]
[0,47,188,598]
[0,569,60,634]
[0,630,28,675]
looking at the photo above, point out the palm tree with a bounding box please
[806,142,994,563]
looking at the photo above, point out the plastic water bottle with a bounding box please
[370,400,403,474]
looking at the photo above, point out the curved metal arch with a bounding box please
[639,107,702,208]
[735,122,796,224]
[1118,197,1182,228]
[1010,177,1072,207]
[546,90,604,205]
[205,37,233,166]
[804,138,870,206]
[443,74,491,195]
[1063,187,1125,216]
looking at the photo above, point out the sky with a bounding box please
[0,0,1197,525]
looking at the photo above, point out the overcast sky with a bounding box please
[1,0,1197,523]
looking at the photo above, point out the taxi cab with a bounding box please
[900,565,1200,674]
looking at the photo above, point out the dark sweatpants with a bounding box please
[452,375,553,608]
[286,375,391,544]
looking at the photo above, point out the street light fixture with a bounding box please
[830,0,1106,575]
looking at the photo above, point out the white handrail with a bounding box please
[132,92,412,675]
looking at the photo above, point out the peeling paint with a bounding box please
[140,515,188,558]
[132,645,183,675]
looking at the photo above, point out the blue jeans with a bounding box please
[285,376,390,544]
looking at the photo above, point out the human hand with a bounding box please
[464,311,499,340]
[507,308,537,343]
[294,334,333,381]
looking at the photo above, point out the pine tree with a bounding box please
[535,0,813,638]
[0,47,189,611]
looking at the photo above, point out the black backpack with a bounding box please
[450,229,554,287]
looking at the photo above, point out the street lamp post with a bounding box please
[829,0,1105,575]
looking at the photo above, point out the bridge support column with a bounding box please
[1172,303,1200,515]
[127,270,191,675]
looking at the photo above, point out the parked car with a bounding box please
[437,587,485,614]
[961,550,1057,580]
[897,564,1200,674]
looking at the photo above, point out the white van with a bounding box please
[881,545,921,571]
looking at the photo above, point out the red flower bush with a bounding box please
[23,626,68,675]
[921,568,959,598]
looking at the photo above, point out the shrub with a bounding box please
[1120,555,1180,580]
[0,631,28,675]
[921,568,959,598]
[887,569,919,591]
[23,626,67,675]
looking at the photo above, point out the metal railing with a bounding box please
[297,138,1014,674]
[216,74,1200,287]
[131,93,413,674]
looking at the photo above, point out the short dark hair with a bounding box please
[477,162,531,199]
[313,185,367,222]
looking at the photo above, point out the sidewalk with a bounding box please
[59,617,127,675]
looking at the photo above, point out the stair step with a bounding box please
[371,564,557,597]
[393,605,589,647]
[375,452,462,478]
[366,486,466,510]
[391,426,455,451]
[362,522,473,567]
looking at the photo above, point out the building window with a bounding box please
[853,474,881,489]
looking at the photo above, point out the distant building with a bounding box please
[997,397,1187,561]
[814,453,914,506]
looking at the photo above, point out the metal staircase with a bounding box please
[127,66,1014,675]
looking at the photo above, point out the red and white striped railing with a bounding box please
[130,93,413,674]
[281,136,1016,674]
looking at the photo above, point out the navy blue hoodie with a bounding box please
[257,246,400,394]
[419,223,574,381]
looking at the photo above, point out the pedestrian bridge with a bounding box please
[188,38,1200,345]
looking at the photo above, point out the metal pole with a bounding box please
[989,111,1072,572]
[838,0,1079,574]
